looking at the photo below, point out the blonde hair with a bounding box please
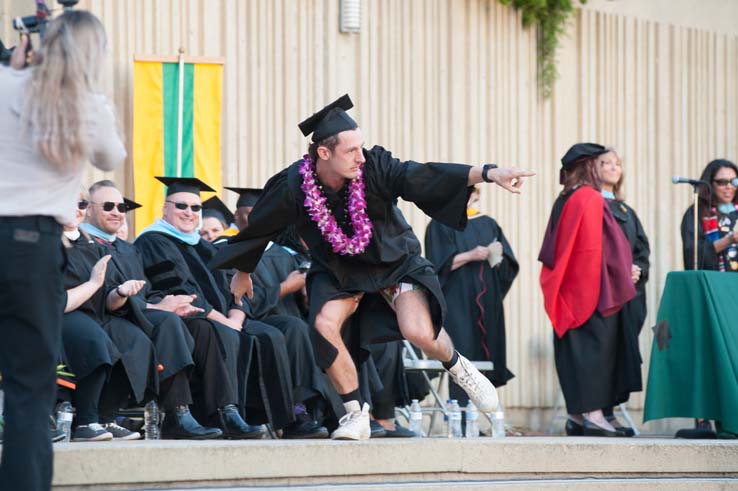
[23,10,107,171]
[604,146,624,201]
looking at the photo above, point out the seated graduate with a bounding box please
[225,186,262,231]
[425,186,518,404]
[134,177,325,437]
[60,193,131,441]
[81,180,254,439]
[61,191,152,441]
[200,196,238,243]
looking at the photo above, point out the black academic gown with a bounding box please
[425,213,518,389]
[135,231,296,428]
[681,205,738,272]
[61,234,120,382]
[95,237,195,383]
[209,145,474,369]
[541,190,640,414]
[62,233,157,404]
[249,243,307,320]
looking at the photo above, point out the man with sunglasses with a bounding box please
[80,180,232,439]
[135,177,332,438]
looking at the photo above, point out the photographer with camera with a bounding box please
[0,9,125,491]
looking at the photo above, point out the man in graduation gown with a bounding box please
[425,186,518,400]
[209,94,534,440]
[82,180,245,439]
[135,177,325,437]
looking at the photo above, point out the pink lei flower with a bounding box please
[299,154,373,255]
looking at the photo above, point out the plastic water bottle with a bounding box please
[56,401,73,443]
[448,399,462,438]
[409,399,424,437]
[144,400,160,440]
[465,401,479,438]
[492,403,506,439]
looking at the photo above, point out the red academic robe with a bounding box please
[539,186,636,338]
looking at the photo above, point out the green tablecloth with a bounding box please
[644,271,738,433]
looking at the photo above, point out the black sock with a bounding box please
[339,388,362,405]
[442,351,459,370]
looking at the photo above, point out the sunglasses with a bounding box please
[713,179,736,187]
[77,200,89,210]
[92,201,127,213]
[167,201,202,212]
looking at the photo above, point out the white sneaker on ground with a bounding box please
[447,354,498,413]
[331,401,370,441]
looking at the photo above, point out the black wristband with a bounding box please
[482,163,498,183]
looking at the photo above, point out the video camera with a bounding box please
[0,0,79,65]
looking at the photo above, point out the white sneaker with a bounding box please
[331,402,370,440]
[447,354,498,413]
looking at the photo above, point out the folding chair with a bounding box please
[400,340,495,435]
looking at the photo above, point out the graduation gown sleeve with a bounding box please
[631,208,650,287]
[367,145,473,231]
[209,169,300,272]
[134,233,216,315]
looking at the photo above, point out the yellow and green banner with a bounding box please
[132,55,224,234]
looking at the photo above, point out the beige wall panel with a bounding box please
[2,1,737,413]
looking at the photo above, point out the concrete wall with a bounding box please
[2,0,737,416]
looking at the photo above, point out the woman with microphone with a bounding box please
[0,11,125,491]
[681,159,738,272]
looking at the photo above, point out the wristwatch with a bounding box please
[482,163,498,183]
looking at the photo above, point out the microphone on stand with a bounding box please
[672,176,710,186]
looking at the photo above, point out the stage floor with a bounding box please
[37,436,738,490]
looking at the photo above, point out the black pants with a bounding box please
[0,216,65,491]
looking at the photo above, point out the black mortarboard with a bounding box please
[202,196,234,226]
[123,198,142,212]
[224,187,263,208]
[298,94,358,142]
[560,143,609,169]
[155,176,215,196]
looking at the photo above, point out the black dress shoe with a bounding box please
[282,418,329,439]
[161,406,223,440]
[605,415,635,437]
[382,422,416,438]
[565,419,584,436]
[370,420,387,438]
[675,420,716,439]
[216,404,265,440]
[582,418,618,437]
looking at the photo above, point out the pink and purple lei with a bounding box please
[299,154,373,255]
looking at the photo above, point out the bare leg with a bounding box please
[394,289,454,362]
[313,294,363,394]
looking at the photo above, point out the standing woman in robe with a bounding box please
[0,11,125,491]
[538,143,636,437]
[425,186,518,404]
[596,148,650,435]
[678,158,738,439]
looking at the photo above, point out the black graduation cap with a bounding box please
[298,94,358,142]
[560,143,609,169]
[155,176,215,196]
[202,196,234,226]
[123,198,142,213]
[224,187,263,208]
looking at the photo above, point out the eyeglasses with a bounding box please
[92,201,127,213]
[77,200,89,210]
[166,201,202,212]
[713,179,736,187]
